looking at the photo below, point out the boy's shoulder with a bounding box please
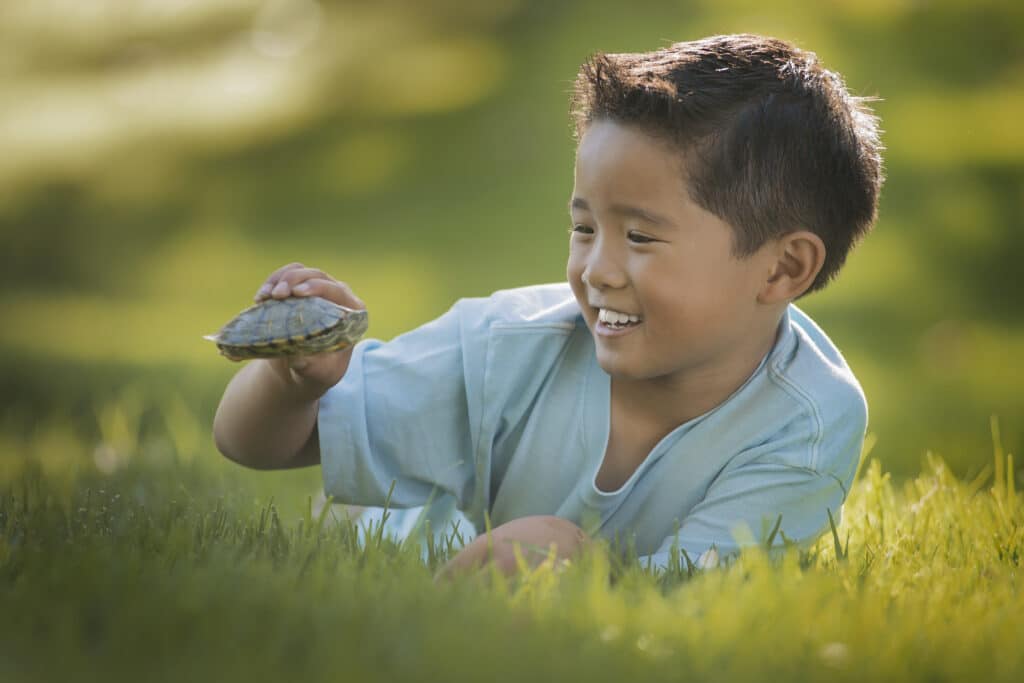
[775,304,866,411]
[454,282,582,333]
[762,304,868,477]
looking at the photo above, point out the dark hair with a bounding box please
[569,34,885,295]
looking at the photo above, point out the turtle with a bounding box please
[204,296,369,361]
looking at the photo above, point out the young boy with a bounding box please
[213,33,884,576]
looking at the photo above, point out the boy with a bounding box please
[213,34,884,576]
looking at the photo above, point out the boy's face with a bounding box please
[567,119,779,386]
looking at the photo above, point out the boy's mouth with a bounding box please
[596,307,643,333]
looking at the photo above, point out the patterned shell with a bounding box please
[204,296,368,359]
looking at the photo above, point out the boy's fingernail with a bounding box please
[258,284,271,295]
[272,281,289,296]
[293,283,310,294]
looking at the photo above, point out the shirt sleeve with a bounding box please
[639,462,849,571]
[317,297,490,511]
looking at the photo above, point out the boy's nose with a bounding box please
[583,247,628,290]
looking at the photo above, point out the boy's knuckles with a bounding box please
[310,280,362,308]
[295,278,334,297]
[281,268,329,285]
[267,262,305,282]
[277,272,303,285]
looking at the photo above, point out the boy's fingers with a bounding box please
[254,265,365,311]
[277,280,297,298]
[255,262,305,300]
[268,262,305,283]
[266,268,327,299]
[277,267,332,288]
[289,278,364,309]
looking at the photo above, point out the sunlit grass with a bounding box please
[1,398,1022,682]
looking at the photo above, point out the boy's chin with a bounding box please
[595,351,644,380]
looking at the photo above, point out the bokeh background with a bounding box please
[1,0,1021,486]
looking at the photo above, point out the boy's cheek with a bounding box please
[566,265,591,319]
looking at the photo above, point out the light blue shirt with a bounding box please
[318,283,867,568]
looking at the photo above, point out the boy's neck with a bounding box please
[611,310,785,431]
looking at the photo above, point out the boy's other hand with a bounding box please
[435,515,590,580]
[254,262,366,398]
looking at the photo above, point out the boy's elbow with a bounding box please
[213,426,270,470]
[212,417,244,467]
[211,412,316,470]
[212,409,257,469]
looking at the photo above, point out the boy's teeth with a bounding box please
[598,308,641,324]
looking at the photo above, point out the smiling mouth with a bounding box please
[596,307,643,329]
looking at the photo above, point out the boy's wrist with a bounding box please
[259,358,330,404]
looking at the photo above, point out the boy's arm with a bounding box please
[213,359,323,469]
[640,462,850,570]
[644,393,866,570]
[212,263,364,470]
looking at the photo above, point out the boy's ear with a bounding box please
[758,230,826,304]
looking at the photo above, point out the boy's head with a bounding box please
[569,33,885,296]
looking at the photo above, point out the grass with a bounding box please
[1,398,1022,683]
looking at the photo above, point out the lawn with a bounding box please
[2,404,1021,682]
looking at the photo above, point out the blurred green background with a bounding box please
[1,0,1021,480]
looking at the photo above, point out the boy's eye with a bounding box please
[570,224,593,235]
[628,231,655,244]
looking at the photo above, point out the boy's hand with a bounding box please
[435,516,590,580]
[254,262,366,398]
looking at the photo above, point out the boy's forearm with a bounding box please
[213,360,321,469]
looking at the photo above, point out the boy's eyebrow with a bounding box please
[569,197,671,226]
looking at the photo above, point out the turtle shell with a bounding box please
[204,296,368,361]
